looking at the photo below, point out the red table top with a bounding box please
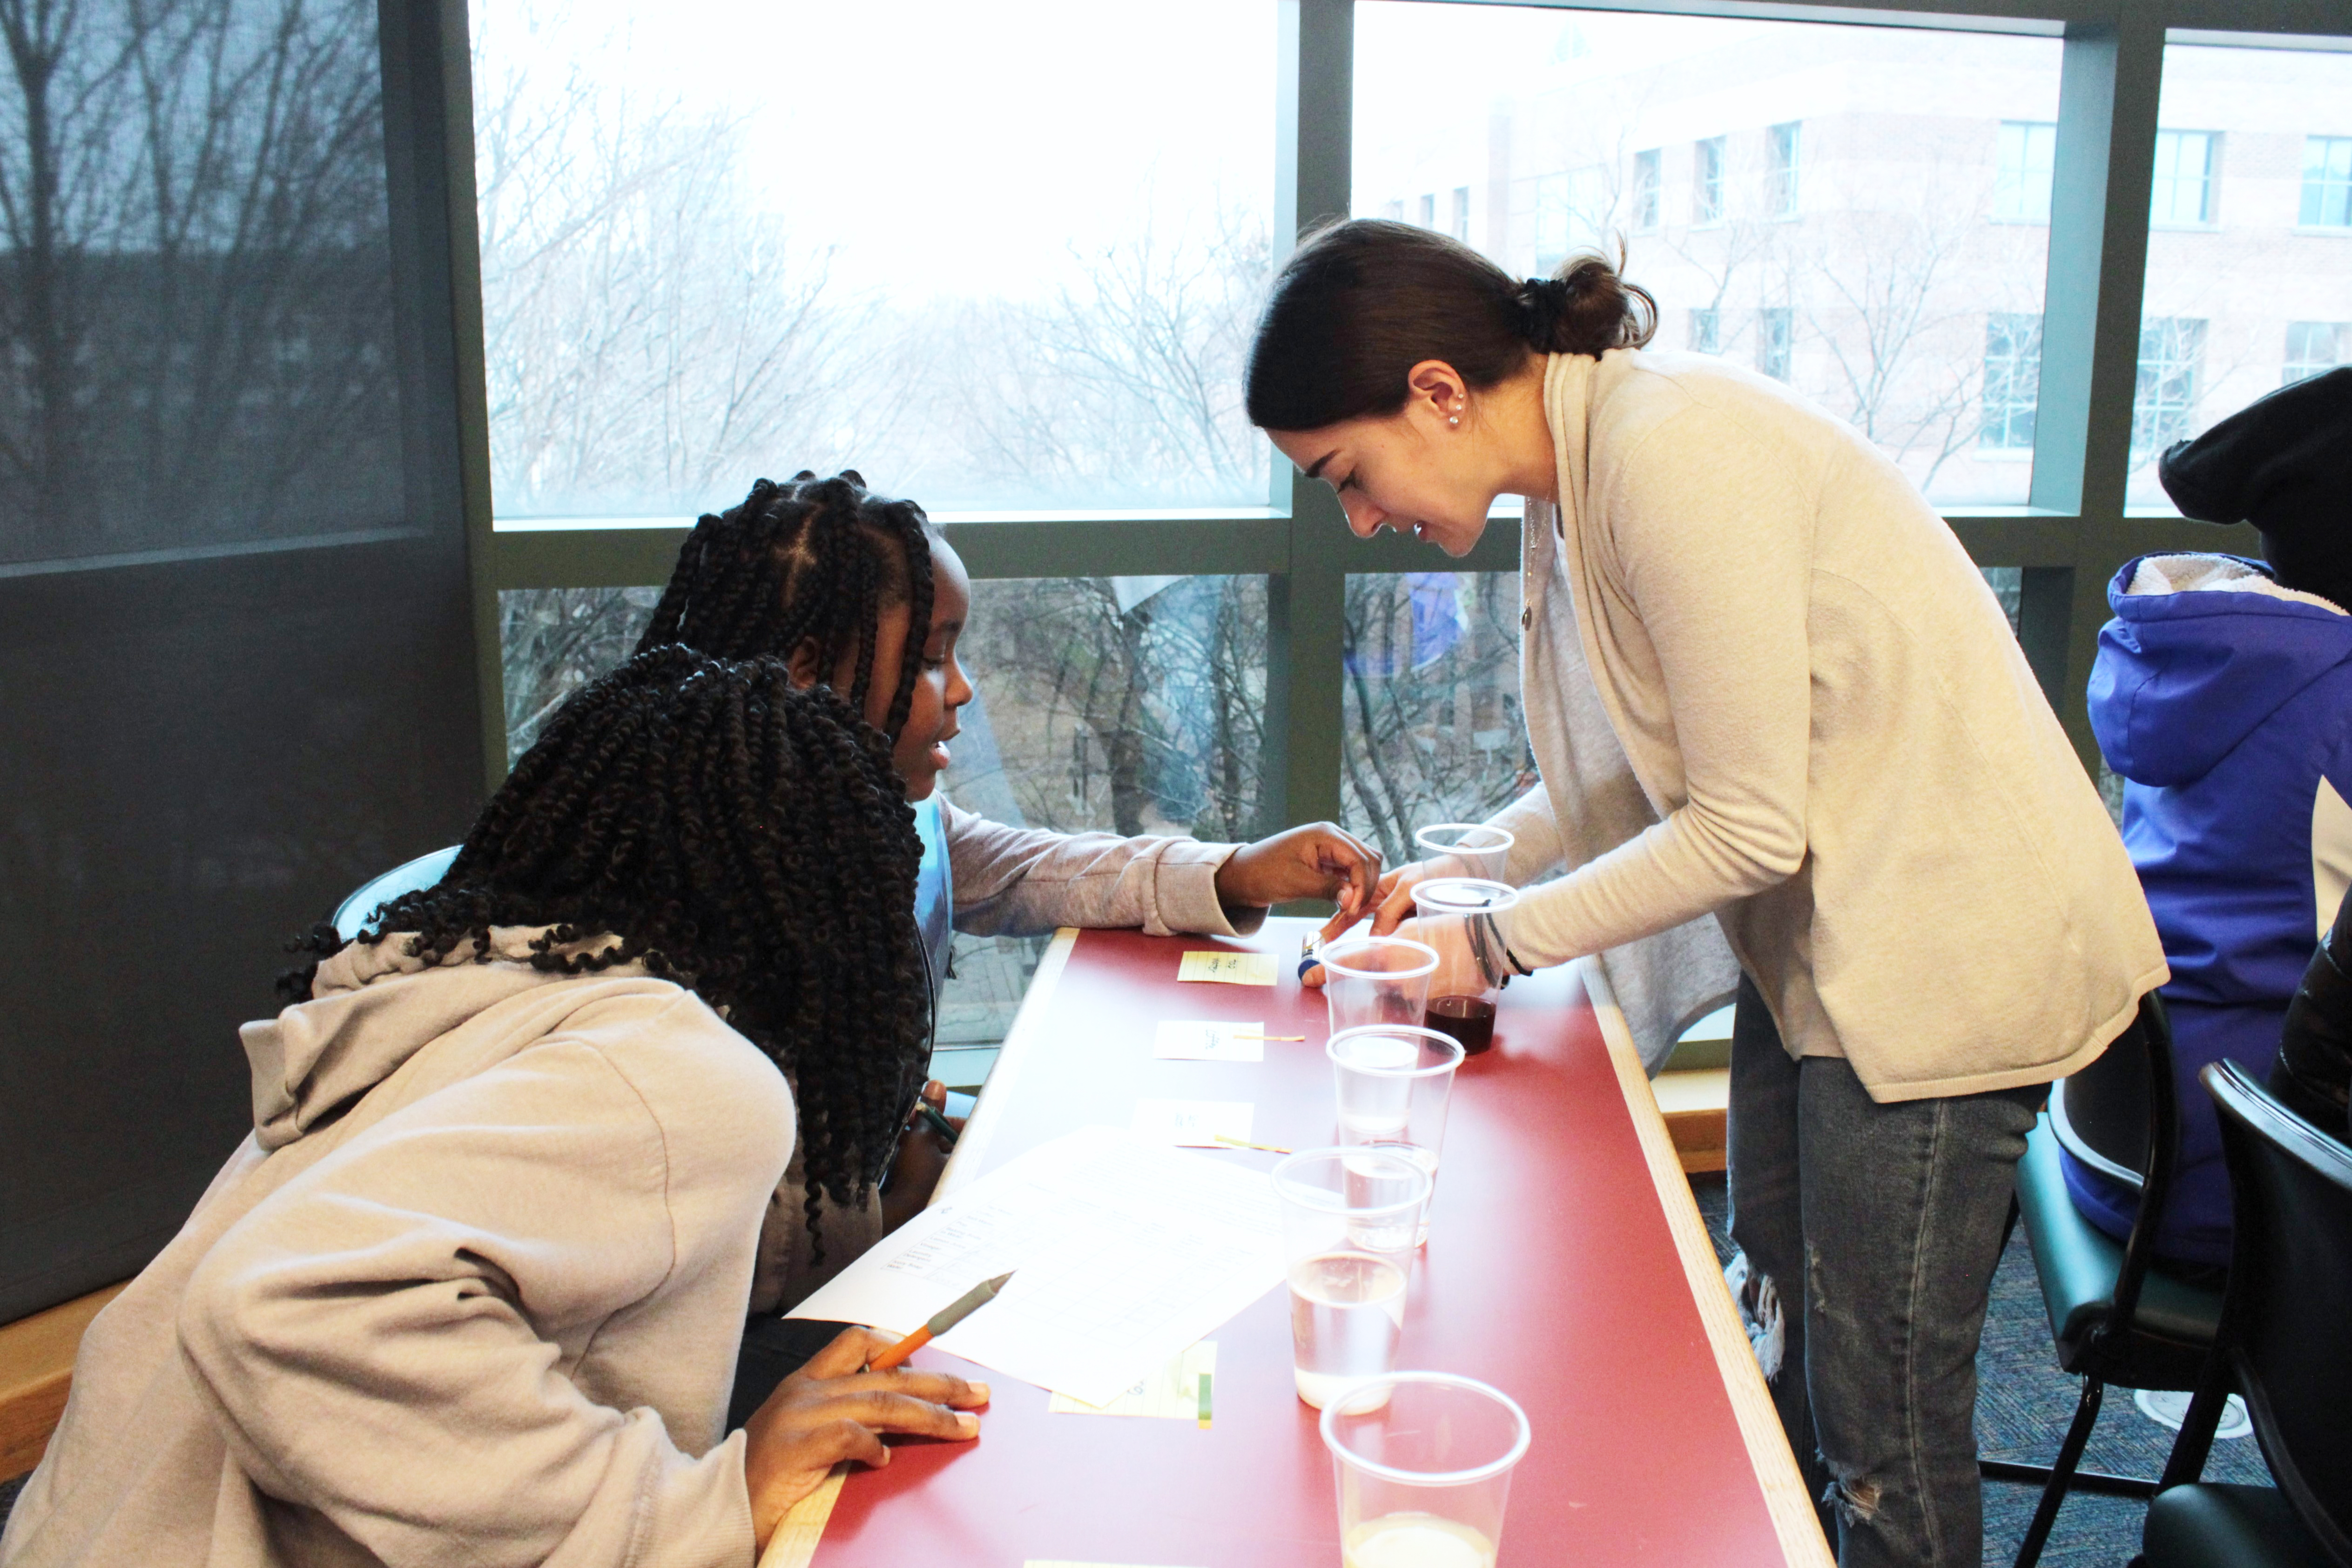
[807,921,1810,1567]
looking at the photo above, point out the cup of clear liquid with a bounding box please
[1409,879,1521,1057]
[1322,936,1440,1035]
[1321,1372,1532,1568]
[1328,1024,1464,1247]
[1413,822,1515,883]
[1272,1147,1431,1411]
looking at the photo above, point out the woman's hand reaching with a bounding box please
[744,1326,989,1548]
[1215,823,1382,929]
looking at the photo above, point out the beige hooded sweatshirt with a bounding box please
[0,929,790,1568]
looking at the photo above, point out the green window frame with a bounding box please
[427,0,2345,858]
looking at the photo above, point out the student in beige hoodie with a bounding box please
[1248,221,2166,1568]
[0,649,986,1568]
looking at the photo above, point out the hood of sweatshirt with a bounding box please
[241,926,642,1151]
[2089,553,2352,787]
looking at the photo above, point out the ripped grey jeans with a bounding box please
[1725,975,2042,1568]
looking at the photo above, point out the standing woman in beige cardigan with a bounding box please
[1249,220,2166,1568]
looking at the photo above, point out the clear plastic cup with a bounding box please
[1321,1373,1533,1568]
[1409,878,1521,1057]
[1327,1024,1464,1246]
[1272,1148,1431,1411]
[1413,822,1515,882]
[1321,935,1440,1035]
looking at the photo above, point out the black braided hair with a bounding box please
[636,470,941,742]
[280,647,930,1263]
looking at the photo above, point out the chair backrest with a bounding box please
[331,845,461,940]
[2052,991,2176,1188]
[2204,1058,2352,1561]
[2272,884,2352,1139]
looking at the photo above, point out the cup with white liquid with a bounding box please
[1413,822,1515,883]
[1327,1024,1463,1247]
[1321,1372,1532,1568]
[1271,1148,1430,1411]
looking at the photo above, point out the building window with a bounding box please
[2134,317,2207,457]
[1694,136,1725,224]
[1382,198,1405,221]
[1418,192,1435,228]
[1451,186,1471,242]
[1758,307,1793,381]
[1994,121,2057,223]
[1690,308,1720,355]
[1632,149,1660,231]
[1980,313,2042,449]
[2285,321,2349,384]
[2150,130,2218,226]
[1534,168,1604,274]
[2303,136,2352,228]
[1765,121,1801,219]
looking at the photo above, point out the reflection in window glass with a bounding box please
[1341,574,1534,867]
[2131,42,2352,509]
[1994,122,2057,223]
[0,0,403,567]
[470,0,1273,520]
[498,587,660,768]
[1354,5,2061,507]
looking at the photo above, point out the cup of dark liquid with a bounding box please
[1409,878,1521,1056]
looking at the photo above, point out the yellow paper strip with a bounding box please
[1176,950,1278,986]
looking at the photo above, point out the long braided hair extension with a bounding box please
[281,647,930,1263]
[634,470,939,742]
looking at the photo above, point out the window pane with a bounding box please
[499,576,1268,1063]
[2130,40,2352,510]
[0,0,404,567]
[1340,573,1535,867]
[1355,5,2062,509]
[471,0,1274,519]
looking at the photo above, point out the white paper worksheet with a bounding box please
[785,1127,1284,1406]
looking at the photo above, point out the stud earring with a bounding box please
[1448,414,1461,427]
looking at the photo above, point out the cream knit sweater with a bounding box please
[1500,350,2166,1101]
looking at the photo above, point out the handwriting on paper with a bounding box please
[1177,949,1278,986]
[1153,1020,1268,1062]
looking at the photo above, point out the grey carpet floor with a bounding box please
[1687,1172,2272,1566]
[0,1185,2283,1563]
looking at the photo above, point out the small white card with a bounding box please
[1153,1020,1267,1062]
[1132,1098,1254,1148]
[1047,1340,1217,1421]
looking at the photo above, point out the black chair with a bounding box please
[2137,1060,2352,1568]
[2270,886,2352,1141]
[1984,991,2229,1568]
[330,844,460,940]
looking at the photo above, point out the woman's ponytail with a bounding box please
[1518,251,1656,358]
[1247,218,1657,433]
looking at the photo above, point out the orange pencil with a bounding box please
[867,1271,1015,1372]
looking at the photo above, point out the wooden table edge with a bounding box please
[1572,956,1833,1568]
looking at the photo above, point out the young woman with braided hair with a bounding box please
[639,470,1388,1242]
[1246,220,2165,1568]
[1,648,986,1568]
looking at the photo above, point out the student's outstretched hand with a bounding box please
[1216,823,1382,935]
[744,1326,988,1548]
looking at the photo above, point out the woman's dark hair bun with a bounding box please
[1520,252,1657,357]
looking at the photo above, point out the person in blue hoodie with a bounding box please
[2065,367,2352,1266]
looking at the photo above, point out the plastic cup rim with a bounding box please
[1318,1371,1535,1486]
[1321,935,1440,982]
[1327,1023,1466,1079]
[1411,876,1521,915]
[1271,1145,1433,1218]
[1413,822,1517,857]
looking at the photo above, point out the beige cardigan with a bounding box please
[1501,350,2167,1101]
